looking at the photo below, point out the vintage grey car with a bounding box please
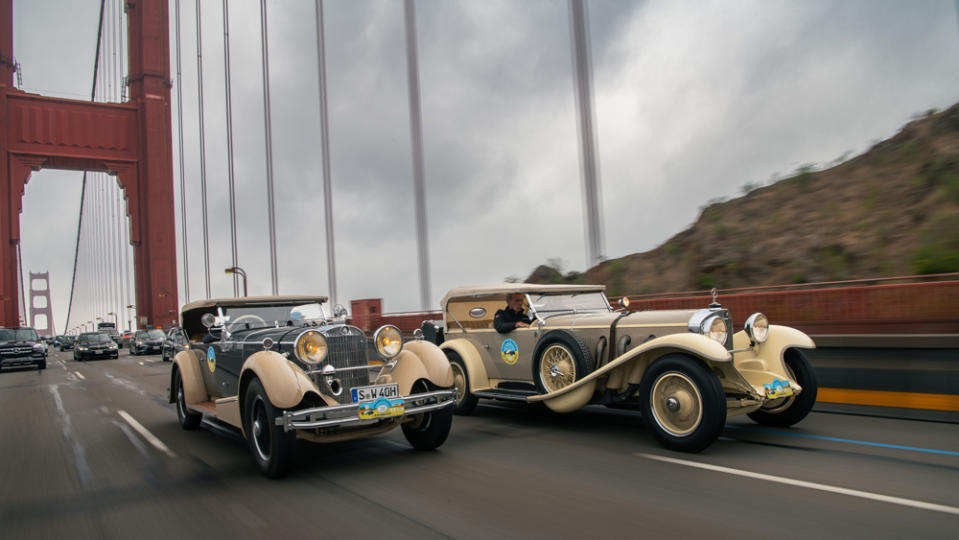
[169,296,457,477]
[425,284,818,453]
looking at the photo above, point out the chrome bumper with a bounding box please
[276,389,457,432]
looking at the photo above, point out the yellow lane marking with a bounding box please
[817,388,959,412]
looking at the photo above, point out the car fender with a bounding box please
[440,338,490,392]
[390,346,453,396]
[240,351,325,410]
[528,333,731,412]
[401,340,454,387]
[731,325,816,394]
[170,350,207,405]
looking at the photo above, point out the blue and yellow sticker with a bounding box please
[207,346,216,373]
[764,378,793,399]
[500,338,519,365]
[358,397,405,419]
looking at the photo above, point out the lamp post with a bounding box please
[107,311,117,327]
[224,266,248,297]
[126,304,136,330]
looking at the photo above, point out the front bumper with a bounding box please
[276,389,457,432]
[0,355,44,367]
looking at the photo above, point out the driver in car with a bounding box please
[494,293,532,334]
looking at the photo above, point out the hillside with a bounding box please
[528,104,959,295]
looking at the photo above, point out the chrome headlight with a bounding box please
[108,342,118,350]
[295,330,328,364]
[745,312,769,344]
[701,315,728,345]
[374,325,403,359]
[32,343,44,351]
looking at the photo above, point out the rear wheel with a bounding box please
[748,349,818,427]
[402,381,453,450]
[243,378,296,478]
[640,354,726,452]
[175,368,202,430]
[445,350,478,415]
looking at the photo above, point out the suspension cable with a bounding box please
[63,0,106,334]
[260,0,279,295]
[223,0,239,297]
[196,0,212,298]
[174,0,190,304]
[315,0,337,306]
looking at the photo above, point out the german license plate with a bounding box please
[352,383,404,419]
[764,379,794,399]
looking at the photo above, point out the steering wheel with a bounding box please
[226,314,267,333]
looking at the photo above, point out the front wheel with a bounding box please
[446,350,478,415]
[243,378,296,478]
[748,349,818,427]
[402,382,453,450]
[639,354,726,453]
[175,368,202,430]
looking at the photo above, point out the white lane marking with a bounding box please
[74,371,85,380]
[49,384,94,487]
[637,453,959,516]
[117,410,177,458]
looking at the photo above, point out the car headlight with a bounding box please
[374,325,403,359]
[745,312,769,344]
[701,315,727,345]
[295,330,327,364]
[79,346,89,351]
[108,343,118,349]
[32,343,44,351]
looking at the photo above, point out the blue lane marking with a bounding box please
[725,425,959,457]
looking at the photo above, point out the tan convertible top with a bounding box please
[181,295,328,313]
[440,283,606,311]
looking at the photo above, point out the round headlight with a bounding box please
[701,315,727,345]
[374,325,403,359]
[295,330,327,364]
[745,312,769,344]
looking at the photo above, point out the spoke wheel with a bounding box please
[447,352,478,415]
[538,344,576,393]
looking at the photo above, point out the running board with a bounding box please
[473,389,540,402]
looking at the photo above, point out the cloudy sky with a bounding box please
[12,0,959,332]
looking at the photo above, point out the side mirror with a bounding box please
[412,328,424,340]
[200,313,216,328]
[333,304,348,319]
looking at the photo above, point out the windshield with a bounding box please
[219,302,328,330]
[0,328,39,342]
[79,333,112,344]
[528,292,611,314]
[137,330,165,339]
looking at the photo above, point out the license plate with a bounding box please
[764,378,794,399]
[352,383,404,419]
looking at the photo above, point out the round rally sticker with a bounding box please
[500,338,519,365]
[207,346,216,373]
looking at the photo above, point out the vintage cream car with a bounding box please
[425,284,818,452]
[169,296,457,477]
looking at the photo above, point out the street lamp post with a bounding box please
[126,305,136,330]
[224,266,248,297]
[107,311,117,327]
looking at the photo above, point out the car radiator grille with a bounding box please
[1,347,33,356]
[323,333,371,405]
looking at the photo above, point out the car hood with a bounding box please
[540,309,699,330]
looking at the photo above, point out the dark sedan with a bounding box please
[160,327,188,362]
[130,329,165,355]
[74,332,119,361]
[59,335,76,351]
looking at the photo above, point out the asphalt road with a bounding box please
[1,348,957,539]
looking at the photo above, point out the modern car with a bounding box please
[0,327,47,370]
[423,283,818,453]
[169,295,458,478]
[160,327,188,362]
[59,335,76,351]
[97,322,122,348]
[74,332,120,361]
[130,328,165,355]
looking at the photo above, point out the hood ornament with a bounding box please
[709,288,721,308]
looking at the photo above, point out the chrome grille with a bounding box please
[322,330,371,405]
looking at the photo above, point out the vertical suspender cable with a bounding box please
[64,0,106,333]
[568,0,605,267]
[314,0,337,306]
[17,243,25,324]
[259,0,279,295]
[174,0,190,304]
[223,0,239,297]
[403,0,431,310]
[196,0,212,298]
